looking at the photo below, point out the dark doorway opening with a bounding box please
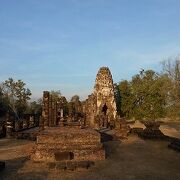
[102,103,108,115]
[54,151,74,161]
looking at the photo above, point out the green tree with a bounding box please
[0,87,8,117]
[1,78,31,119]
[50,90,68,116]
[114,83,121,115]
[131,70,166,120]
[161,57,180,119]
[68,95,82,116]
[50,90,61,101]
[118,80,134,118]
[27,98,42,116]
[70,95,80,102]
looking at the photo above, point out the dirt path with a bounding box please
[0,135,180,180]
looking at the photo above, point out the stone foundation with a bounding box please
[138,121,166,139]
[32,127,105,164]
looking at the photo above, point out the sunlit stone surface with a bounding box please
[32,126,105,163]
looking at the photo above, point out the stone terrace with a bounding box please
[32,127,105,164]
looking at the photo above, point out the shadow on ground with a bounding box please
[100,132,114,142]
[1,157,48,180]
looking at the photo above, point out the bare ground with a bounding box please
[0,133,180,180]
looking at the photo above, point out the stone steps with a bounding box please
[36,143,103,150]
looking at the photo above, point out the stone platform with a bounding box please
[15,127,40,141]
[32,127,105,165]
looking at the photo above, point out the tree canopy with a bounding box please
[0,78,31,119]
[161,57,180,118]
[118,70,167,120]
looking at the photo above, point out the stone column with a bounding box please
[56,103,61,125]
[51,100,54,126]
[23,119,28,129]
[48,94,52,126]
[6,113,14,138]
[39,116,44,130]
[58,108,64,126]
[29,116,34,127]
[54,102,57,126]
[43,91,50,128]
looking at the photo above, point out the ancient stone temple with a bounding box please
[33,86,105,170]
[84,67,117,129]
[32,66,129,170]
[95,67,117,118]
[41,91,64,129]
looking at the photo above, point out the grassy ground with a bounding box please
[0,133,180,180]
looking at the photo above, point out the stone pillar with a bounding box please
[58,108,64,126]
[39,116,44,130]
[29,116,34,127]
[51,100,57,126]
[23,119,28,129]
[43,91,50,128]
[48,94,52,126]
[60,109,63,118]
[51,100,54,126]
[54,102,57,126]
[6,113,14,138]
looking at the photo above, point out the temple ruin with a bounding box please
[32,66,122,170]
[40,67,118,130]
[41,91,63,128]
[32,127,105,169]
[83,67,117,129]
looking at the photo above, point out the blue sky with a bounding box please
[0,0,180,100]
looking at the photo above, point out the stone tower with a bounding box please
[94,67,117,119]
[84,67,117,128]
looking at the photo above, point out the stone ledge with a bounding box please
[48,160,95,171]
